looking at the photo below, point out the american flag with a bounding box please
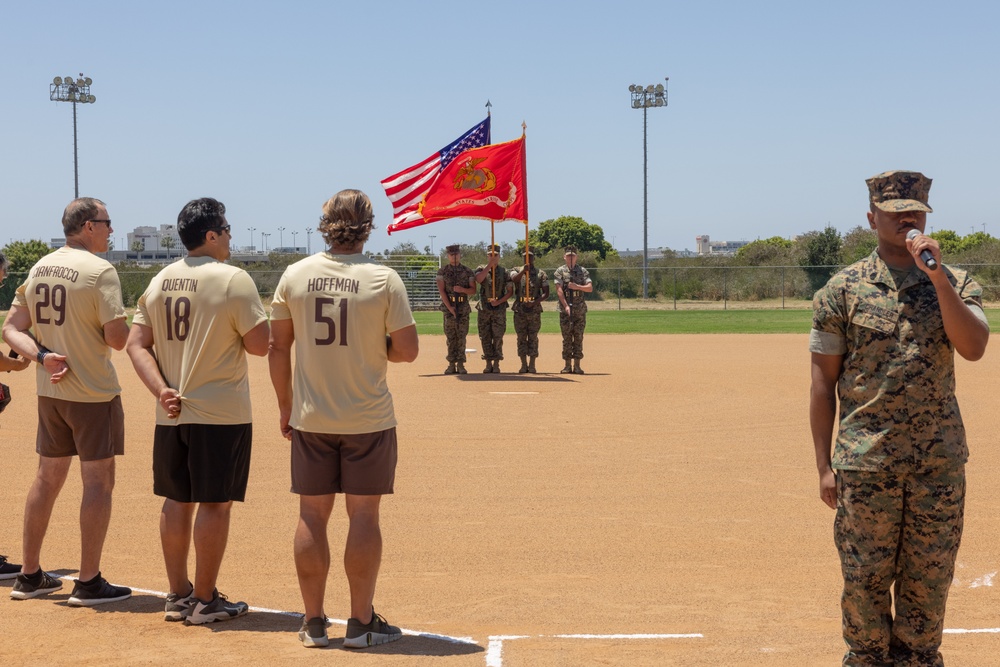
[382,117,491,234]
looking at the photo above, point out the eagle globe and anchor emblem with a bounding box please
[438,155,517,211]
[453,157,496,193]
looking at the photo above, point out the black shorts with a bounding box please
[153,423,252,503]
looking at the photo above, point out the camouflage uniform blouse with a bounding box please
[475,264,511,311]
[437,263,475,315]
[809,250,987,474]
[554,264,591,310]
[511,266,548,313]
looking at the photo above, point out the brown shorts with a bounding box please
[290,428,397,496]
[36,395,125,461]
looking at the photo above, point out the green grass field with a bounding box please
[414,309,1000,335]
[3,309,999,337]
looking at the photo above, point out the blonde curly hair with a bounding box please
[319,189,375,249]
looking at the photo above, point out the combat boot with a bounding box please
[528,357,537,373]
[560,360,573,374]
[518,356,528,374]
[573,359,584,375]
[444,363,457,375]
[457,363,468,375]
[493,361,501,374]
[483,360,494,374]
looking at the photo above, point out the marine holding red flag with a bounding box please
[418,136,527,226]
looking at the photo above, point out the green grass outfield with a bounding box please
[414,309,1000,335]
[3,310,999,336]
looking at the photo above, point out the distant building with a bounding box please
[128,225,183,253]
[617,247,671,260]
[695,235,749,256]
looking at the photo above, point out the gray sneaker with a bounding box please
[10,571,63,600]
[67,575,132,607]
[298,616,330,648]
[343,609,402,649]
[0,555,22,581]
[186,591,248,625]
[164,588,196,622]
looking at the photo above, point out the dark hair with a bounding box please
[319,190,374,248]
[177,198,227,250]
[62,197,107,236]
[0,250,8,274]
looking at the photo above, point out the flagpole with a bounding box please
[525,220,531,299]
[522,121,529,300]
[488,99,495,301]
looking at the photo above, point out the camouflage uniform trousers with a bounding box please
[835,468,965,667]
[513,308,542,358]
[477,308,507,361]
[559,306,587,360]
[443,311,470,363]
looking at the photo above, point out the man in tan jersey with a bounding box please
[2,197,132,606]
[269,189,418,649]
[127,198,269,625]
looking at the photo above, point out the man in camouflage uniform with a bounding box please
[436,245,476,375]
[474,244,513,374]
[554,246,593,374]
[809,171,989,667]
[509,250,549,373]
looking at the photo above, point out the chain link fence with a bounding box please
[4,261,1000,311]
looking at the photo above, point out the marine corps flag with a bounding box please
[417,135,528,227]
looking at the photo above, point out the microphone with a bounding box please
[906,229,938,271]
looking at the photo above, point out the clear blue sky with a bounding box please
[3,1,998,256]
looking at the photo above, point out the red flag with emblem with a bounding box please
[417,136,527,226]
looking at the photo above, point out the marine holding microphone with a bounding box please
[808,170,990,666]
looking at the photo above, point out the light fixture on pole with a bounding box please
[277,226,285,252]
[429,235,436,256]
[291,230,298,251]
[628,78,668,299]
[262,232,270,253]
[247,226,256,253]
[50,74,96,199]
[306,227,313,254]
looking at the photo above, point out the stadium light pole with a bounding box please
[247,226,256,253]
[429,235,436,256]
[306,227,313,254]
[277,226,285,252]
[262,232,270,253]
[291,230,298,251]
[50,74,96,199]
[629,78,668,299]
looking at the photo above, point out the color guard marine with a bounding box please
[436,244,476,375]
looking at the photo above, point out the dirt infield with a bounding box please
[1,333,999,666]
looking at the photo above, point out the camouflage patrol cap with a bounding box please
[866,170,933,213]
[563,245,578,255]
[446,244,461,254]
[486,244,500,255]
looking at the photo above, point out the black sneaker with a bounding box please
[10,570,63,599]
[164,587,196,622]
[185,591,248,625]
[0,555,22,581]
[343,609,402,648]
[298,616,330,648]
[67,574,132,607]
